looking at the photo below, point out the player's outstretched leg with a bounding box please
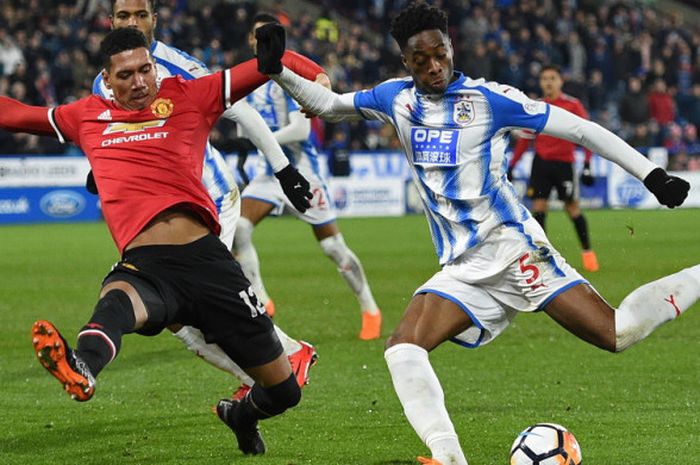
[32,320,96,401]
[318,232,382,340]
[615,264,700,351]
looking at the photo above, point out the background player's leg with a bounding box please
[314,222,382,340]
[385,293,473,465]
[562,178,598,271]
[544,265,700,352]
[234,198,275,314]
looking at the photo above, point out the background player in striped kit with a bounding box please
[509,64,599,272]
[233,13,382,341]
[254,3,698,464]
[92,0,319,399]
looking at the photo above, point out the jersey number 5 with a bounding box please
[518,252,540,284]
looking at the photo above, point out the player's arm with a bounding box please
[225,99,312,212]
[542,105,689,208]
[0,96,58,137]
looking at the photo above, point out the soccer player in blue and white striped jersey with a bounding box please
[92,0,319,405]
[255,3,699,464]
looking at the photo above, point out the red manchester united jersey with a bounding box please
[511,93,592,165]
[49,73,228,253]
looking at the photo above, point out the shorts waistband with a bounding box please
[121,233,222,260]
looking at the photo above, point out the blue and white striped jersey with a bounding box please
[245,81,322,177]
[353,72,550,265]
[92,40,236,214]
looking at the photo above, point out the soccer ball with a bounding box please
[509,423,582,465]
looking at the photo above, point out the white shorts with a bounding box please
[217,187,241,250]
[241,171,336,226]
[416,229,586,348]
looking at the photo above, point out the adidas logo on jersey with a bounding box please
[97,109,112,121]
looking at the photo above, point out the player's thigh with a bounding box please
[528,156,554,200]
[191,239,283,368]
[387,292,475,351]
[553,162,577,202]
[312,220,340,241]
[543,283,616,351]
[240,176,280,225]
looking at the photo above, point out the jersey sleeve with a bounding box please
[572,99,593,161]
[49,99,86,144]
[353,78,411,124]
[481,83,550,134]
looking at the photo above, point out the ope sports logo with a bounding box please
[616,178,647,206]
[410,127,459,166]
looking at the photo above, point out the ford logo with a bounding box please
[40,190,86,218]
[616,178,646,206]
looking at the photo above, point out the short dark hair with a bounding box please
[390,2,448,49]
[100,27,149,69]
[251,13,280,32]
[540,64,562,76]
[111,0,157,13]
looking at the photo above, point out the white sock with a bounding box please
[385,343,469,465]
[616,264,700,351]
[319,233,379,313]
[173,326,255,386]
[274,324,302,355]
[233,217,271,304]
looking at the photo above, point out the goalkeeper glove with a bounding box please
[275,164,313,212]
[580,161,594,186]
[255,23,286,75]
[643,167,690,208]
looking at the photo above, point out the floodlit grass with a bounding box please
[1,209,698,464]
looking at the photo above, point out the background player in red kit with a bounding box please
[509,65,599,272]
[0,27,323,454]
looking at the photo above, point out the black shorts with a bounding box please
[102,234,282,369]
[527,155,577,202]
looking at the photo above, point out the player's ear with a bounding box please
[401,54,408,71]
[102,69,111,89]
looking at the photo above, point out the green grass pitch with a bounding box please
[1,209,698,465]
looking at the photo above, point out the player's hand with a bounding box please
[275,164,313,212]
[580,161,594,186]
[255,23,286,75]
[643,167,690,208]
[86,170,98,195]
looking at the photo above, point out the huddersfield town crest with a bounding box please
[453,99,474,126]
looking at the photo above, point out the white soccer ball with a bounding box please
[509,423,582,465]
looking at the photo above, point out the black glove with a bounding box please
[580,161,594,186]
[275,164,313,213]
[643,167,690,208]
[255,23,286,74]
[86,170,98,195]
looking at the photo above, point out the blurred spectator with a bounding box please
[0,28,24,76]
[619,76,650,126]
[648,78,676,127]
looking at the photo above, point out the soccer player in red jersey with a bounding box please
[509,65,599,272]
[0,27,323,454]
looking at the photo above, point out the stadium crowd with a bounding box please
[0,0,699,170]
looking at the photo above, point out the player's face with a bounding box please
[111,0,157,44]
[539,69,563,99]
[402,30,454,94]
[103,47,158,111]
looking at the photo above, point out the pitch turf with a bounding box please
[1,209,698,465]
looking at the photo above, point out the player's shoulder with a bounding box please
[560,93,582,105]
[371,76,414,96]
[151,40,210,79]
